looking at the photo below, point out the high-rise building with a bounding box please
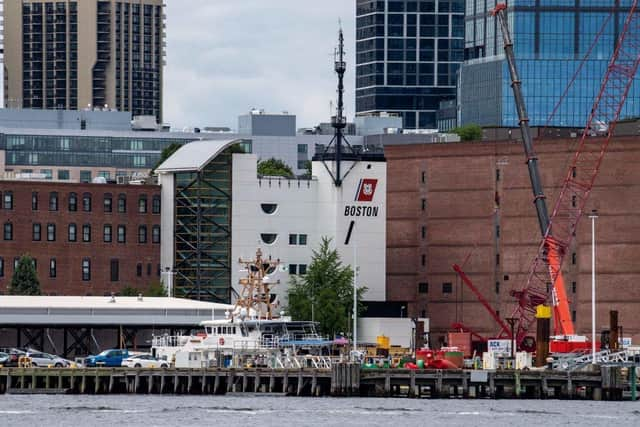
[460,1,640,128]
[355,0,465,129]
[3,0,165,121]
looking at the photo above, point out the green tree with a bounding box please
[301,160,312,179]
[145,281,168,297]
[450,124,483,141]
[9,255,41,295]
[257,158,294,178]
[151,142,183,173]
[287,237,367,337]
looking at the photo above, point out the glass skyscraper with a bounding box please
[460,0,640,127]
[355,0,465,129]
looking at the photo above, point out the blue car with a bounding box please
[85,349,130,367]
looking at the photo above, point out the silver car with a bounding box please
[26,352,70,368]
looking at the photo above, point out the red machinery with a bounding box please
[451,3,640,353]
[490,2,640,349]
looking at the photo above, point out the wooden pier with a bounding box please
[0,364,636,400]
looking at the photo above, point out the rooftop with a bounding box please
[155,139,243,173]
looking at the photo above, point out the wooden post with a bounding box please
[297,372,304,396]
[214,373,220,394]
[631,366,637,401]
[174,374,179,393]
[462,372,469,398]
[435,370,443,397]
[566,372,573,399]
[159,374,165,394]
[311,371,318,396]
[384,373,391,397]
[409,371,416,397]
[242,373,248,393]
[514,372,521,398]
[269,374,275,393]
[254,372,260,393]
[283,371,289,395]
[488,372,495,398]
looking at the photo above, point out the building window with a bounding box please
[3,191,13,210]
[0,257,3,277]
[32,192,38,211]
[289,234,297,245]
[104,194,113,212]
[572,252,577,264]
[49,192,59,211]
[289,264,297,275]
[298,264,307,275]
[442,282,453,294]
[260,233,277,244]
[58,170,70,180]
[421,198,426,211]
[110,259,119,282]
[572,281,577,293]
[152,195,161,214]
[82,224,91,242]
[421,254,426,266]
[33,223,42,241]
[496,282,500,294]
[118,194,127,213]
[421,226,426,239]
[418,282,429,293]
[138,225,147,243]
[572,310,576,322]
[82,258,91,281]
[496,254,500,266]
[421,171,426,183]
[68,192,78,211]
[138,196,147,213]
[152,225,160,243]
[47,224,56,241]
[4,223,13,240]
[49,259,56,278]
[136,263,142,277]
[147,263,152,276]
[82,193,92,212]
[496,169,501,181]
[80,170,92,183]
[260,203,278,215]
[298,234,307,245]
[297,144,308,154]
[104,225,112,242]
[68,223,77,242]
[496,225,501,238]
[117,225,126,243]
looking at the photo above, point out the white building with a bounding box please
[156,138,386,306]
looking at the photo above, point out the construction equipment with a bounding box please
[493,2,640,348]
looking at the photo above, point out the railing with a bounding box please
[152,335,194,348]
[554,348,640,371]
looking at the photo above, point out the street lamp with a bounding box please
[589,209,598,364]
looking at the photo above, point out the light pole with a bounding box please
[353,237,358,357]
[589,209,598,364]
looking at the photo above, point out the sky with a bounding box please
[163,0,356,131]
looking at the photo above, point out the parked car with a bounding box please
[0,348,26,367]
[85,349,130,367]
[121,354,169,369]
[25,352,70,368]
[0,352,9,365]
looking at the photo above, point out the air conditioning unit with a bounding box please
[117,175,130,185]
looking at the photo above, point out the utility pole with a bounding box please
[589,210,598,364]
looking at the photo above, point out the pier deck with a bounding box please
[0,365,636,400]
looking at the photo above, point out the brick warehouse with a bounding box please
[0,181,161,295]
[386,136,640,345]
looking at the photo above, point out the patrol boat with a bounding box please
[152,249,334,369]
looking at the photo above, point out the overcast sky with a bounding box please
[163,1,355,131]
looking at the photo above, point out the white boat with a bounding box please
[152,249,335,369]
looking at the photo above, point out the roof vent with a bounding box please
[137,293,143,302]
[109,292,116,303]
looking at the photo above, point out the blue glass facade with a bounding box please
[460,1,640,127]
[356,0,464,129]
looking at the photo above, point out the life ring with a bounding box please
[219,337,225,346]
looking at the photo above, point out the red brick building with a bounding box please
[0,181,161,295]
[386,136,640,344]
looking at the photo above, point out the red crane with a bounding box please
[493,2,640,346]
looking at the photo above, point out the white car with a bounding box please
[121,354,169,368]
[26,352,70,368]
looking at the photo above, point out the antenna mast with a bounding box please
[331,28,347,186]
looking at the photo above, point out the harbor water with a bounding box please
[0,395,638,426]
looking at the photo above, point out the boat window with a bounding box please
[217,327,221,334]
[206,327,212,334]
[232,327,236,334]
[223,327,227,334]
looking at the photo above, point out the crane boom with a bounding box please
[494,2,640,345]
[492,4,575,337]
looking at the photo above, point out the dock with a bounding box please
[0,364,637,400]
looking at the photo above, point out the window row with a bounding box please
[0,257,162,282]
[417,282,453,294]
[3,222,159,244]
[26,192,161,214]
